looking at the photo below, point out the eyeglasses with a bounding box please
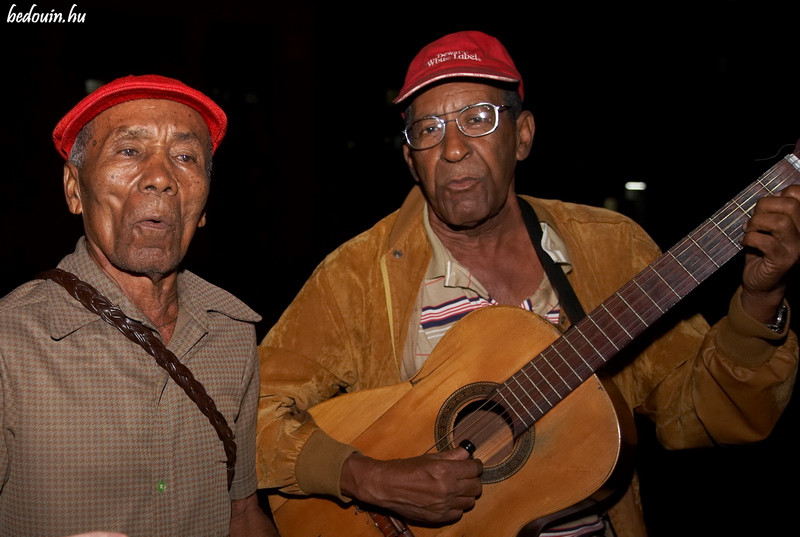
[403,102,510,150]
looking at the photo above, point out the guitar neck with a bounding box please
[500,151,800,435]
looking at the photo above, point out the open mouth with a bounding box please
[135,216,172,232]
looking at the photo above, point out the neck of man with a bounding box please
[87,245,181,344]
[429,194,523,258]
[429,197,544,305]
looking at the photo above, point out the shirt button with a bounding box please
[393,249,403,258]
[157,479,166,493]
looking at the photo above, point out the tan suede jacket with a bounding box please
[257,187,798,536]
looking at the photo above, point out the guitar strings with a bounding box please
[432,156,797,454]
[428,153,800,459]
[432,171,757,448]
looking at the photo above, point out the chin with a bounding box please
[117,251,182,279]
[452,206,493,225]
[444,216,486,231]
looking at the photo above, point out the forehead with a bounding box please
[410,81,505,117]
[91,99,210,143]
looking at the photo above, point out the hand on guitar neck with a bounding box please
[340,447,484,525]
[740,184,800,324]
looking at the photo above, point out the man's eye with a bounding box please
[414,121,442,137]
[120,148,138,156]
[176,154,197,163]
[464,113,489,126]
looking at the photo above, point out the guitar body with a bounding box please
[270,306,634,536]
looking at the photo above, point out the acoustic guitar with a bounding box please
[269,142,800,536]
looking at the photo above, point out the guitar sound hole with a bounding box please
[435,381,534,484]
[452,401,515,466]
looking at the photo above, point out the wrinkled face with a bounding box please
[403,82,533,230]
[63,99,211,279]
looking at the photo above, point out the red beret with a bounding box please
[52,74,227,160]
[394,31,524,105]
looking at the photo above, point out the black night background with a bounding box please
[2,2,799,535]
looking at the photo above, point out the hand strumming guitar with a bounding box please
[340,447,484,524]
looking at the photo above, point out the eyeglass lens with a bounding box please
[406,104,500,150]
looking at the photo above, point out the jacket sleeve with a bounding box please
[597,222,799,449]
[255,262,361,498]
[621,288,798,448]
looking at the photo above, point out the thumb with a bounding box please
[439,444,474,461]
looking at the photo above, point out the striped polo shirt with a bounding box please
[404,208,610,536]
[401,205,573,380]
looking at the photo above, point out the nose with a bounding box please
[439,119,471,163]
[138,152,178,194]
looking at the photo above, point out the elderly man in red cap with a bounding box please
[256,31,800,536]
[0,75,278,537]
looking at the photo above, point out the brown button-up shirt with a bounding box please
[0,237,261,537]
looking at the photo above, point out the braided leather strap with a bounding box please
[39,268,237,489]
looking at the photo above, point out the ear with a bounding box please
[402,143,421,183]
[515,110,535,162]
[63,163,83,215]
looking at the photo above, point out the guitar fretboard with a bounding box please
[499,152,800,435]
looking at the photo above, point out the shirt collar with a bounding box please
[422,203,573,287]
[45,236,260,340]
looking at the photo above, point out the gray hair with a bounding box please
[68,121,94,169]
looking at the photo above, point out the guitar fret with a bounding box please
[570,323,605,366]
[503,374,540,423]
[632,279,666,313]
[709,212,742,248]
[529,361,557,405]
[585,314,619,352]
[687,235,721,268]
[664,251,699,286]
[756,176,780,195]
[540,353,573,391]
[559,335,586,371]
[556,339,586,378]
[600,303,632,340]
[551,339,591,371]
[730,198,753,221]
[614,293,647,328]
[515,367,546,417]
[587,308,630,351]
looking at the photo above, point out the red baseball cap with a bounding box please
[393,31,524,105]
[52,74,227,160]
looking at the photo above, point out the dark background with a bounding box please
[2,2,799,535]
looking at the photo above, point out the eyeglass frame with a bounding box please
[402,102,511,150]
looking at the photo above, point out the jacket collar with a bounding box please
[387,186,571,267]
[387,185,426,249]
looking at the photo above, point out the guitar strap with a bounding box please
[517,197,586,325]
[39,267,237,489]
[517,200,618,533]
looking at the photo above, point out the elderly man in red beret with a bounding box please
[0,75,278,537]
[256,31,800,536]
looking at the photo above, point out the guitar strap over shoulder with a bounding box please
[517,197,586,325]
[39,267,237,489]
